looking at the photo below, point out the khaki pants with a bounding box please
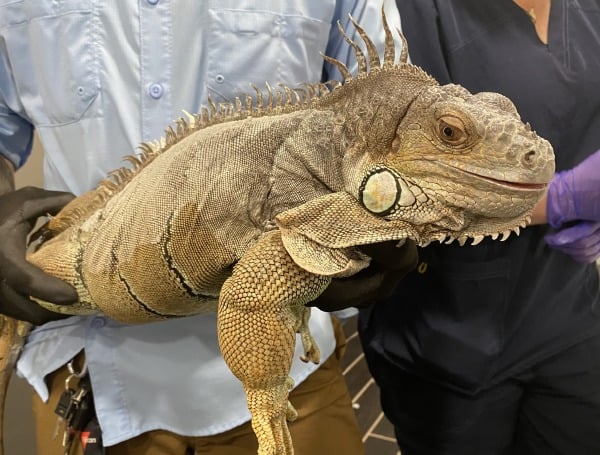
[33,317,364,455]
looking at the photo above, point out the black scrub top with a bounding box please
[360,0,600,393]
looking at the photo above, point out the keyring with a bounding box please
[66,357,88,378]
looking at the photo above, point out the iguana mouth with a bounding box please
[463,171,548,190]
[438,163,548,191]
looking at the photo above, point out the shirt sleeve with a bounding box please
[324,0,404,82]
[0,42,34,169]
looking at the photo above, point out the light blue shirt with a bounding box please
[0,0,403,446]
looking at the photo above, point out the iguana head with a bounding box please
[277,79,554,276]
[276,10,556,276]
[358,83,555,246]
[306,11,555,247]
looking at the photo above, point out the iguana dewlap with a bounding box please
[2,10,554,455]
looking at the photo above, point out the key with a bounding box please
[54,358,89,443]
[53,388,76,439]
[62,427,74,455]
[61,387,87,454]
[71,384,89,407]
[53,372,80,439]
[60,375,93,454]
[55,388,77,420]
[67,384,89,426]
[70,388,94,431]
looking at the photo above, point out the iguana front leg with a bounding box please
[217,230,330,455]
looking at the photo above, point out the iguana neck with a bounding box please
[268,109,348,216]
[315,70,434,153]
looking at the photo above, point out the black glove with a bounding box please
[308,239,418,312]
[0,186,78,324]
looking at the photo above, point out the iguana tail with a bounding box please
[0,317,31,455]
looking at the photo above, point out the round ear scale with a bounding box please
[359,166,415,216]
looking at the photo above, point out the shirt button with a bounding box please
[215,74,225,84]
[91,316,106,328]
[146,0,159,5]
[149,83,164,99]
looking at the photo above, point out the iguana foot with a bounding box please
[247,383,295,455]
[297,306,321,364]
[299,341,320,364]
[286,400,298,422]
[285,377,298,422]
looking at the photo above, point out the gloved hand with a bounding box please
[545,221,600,263]
[0,186,78,324]
[546,149,600,228]
[308,239,418,312]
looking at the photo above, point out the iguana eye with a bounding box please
[437,116,467,145]
[442,125,454,137]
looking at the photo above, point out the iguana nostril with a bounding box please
[523,150,536,164]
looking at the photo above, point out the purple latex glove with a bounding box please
[546,149,600,228]
[545,221,600,263]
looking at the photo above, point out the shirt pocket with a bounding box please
[383,254,511,392]
[0,0,100,126]
[205,8,330,103]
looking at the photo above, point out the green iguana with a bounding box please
[0,10,554,455]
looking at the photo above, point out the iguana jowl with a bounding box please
[3,11,554,455]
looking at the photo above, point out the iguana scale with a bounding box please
[0,11,554,455]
